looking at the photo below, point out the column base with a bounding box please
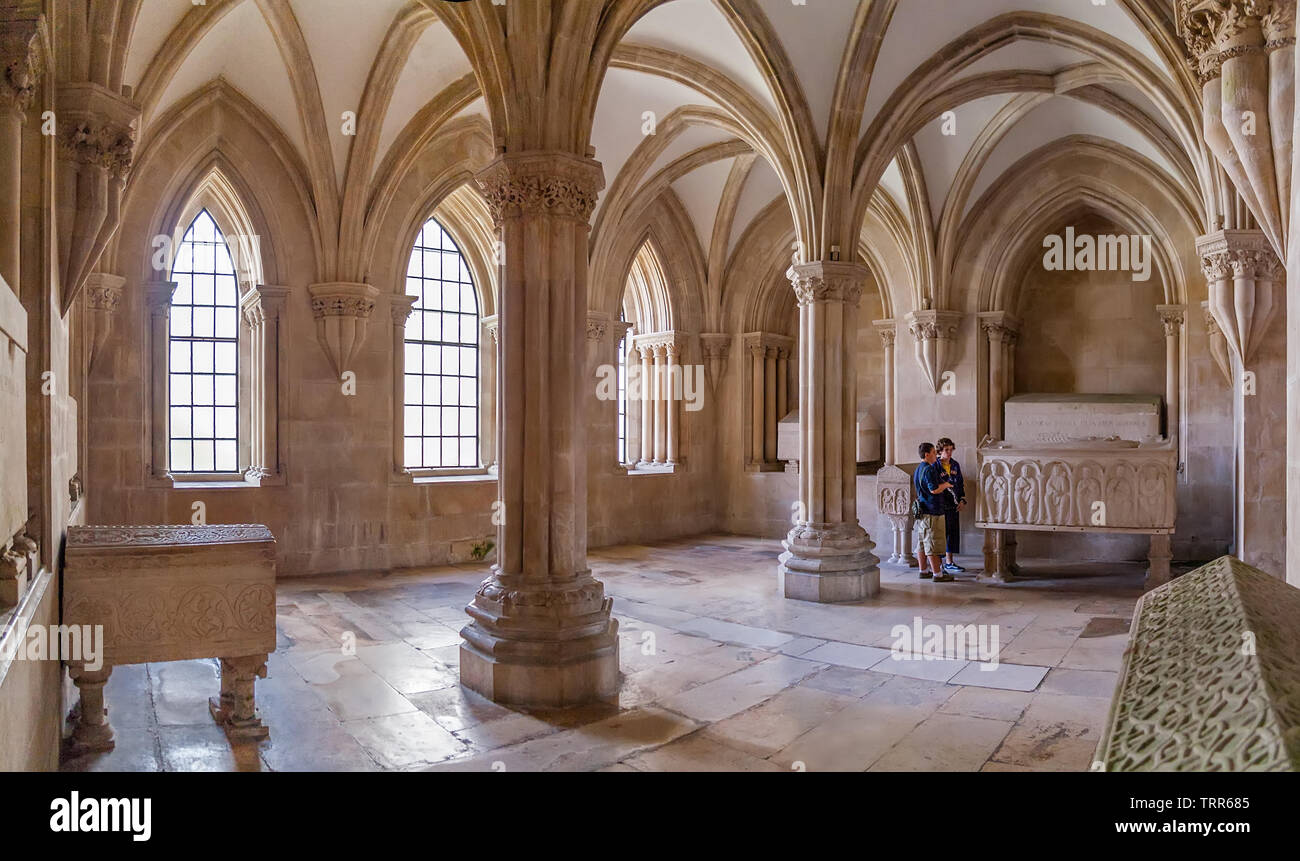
[779,522,879,602]
[459,569,620,707]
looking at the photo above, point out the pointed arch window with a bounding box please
[404,217,480,469]
[168,209,240,473]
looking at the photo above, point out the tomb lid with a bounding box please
[68,524,275,548]
[1005,393,1161,406]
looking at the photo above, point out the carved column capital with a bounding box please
[240,285,289,329]
[1156,304,1187,337]
[586,311,609,342]
[144,281,177,317]
[977,311,1019,345]
[481,313,499,343]
[391,294,419,326]
[873,318,896,348]
[787,260,868,307]
[474,151,605,228]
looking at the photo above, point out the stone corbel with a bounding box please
[1196,230,1283,366]
[56,82,141,315]
[308,282,379,379]
[1177,0,1295,256]
[1201,299,1234,384]
[699,333,731,393]
[83,272,123,372]
[905,309,963,392]
[585,310,609,343]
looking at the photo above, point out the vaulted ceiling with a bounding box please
[116,0,1208,313]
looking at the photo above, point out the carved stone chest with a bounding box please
[61,524,278,751]
[64,524,276,666]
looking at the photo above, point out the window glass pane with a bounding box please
[402,216,480,468]
[168,209,240,473]
[170,407,191,438]
[192,440,215,472]
[170,441,192,472]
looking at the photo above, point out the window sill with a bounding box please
[624,462,679,476]
[396,468,497,485]
[170,472,260,490]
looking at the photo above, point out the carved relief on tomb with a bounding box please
[977,446,1175,529]
[64,582,276,650]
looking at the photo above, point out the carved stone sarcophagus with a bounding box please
[63,524,277,752]
[975,437,1177,584]
[1096,556,1300,771]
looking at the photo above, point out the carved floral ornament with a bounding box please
[1156,305,1187,338]
[585,313,608,342]
[475,152,605,227]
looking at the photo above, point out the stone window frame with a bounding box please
[146,186,285,488]
[391,213,497,484]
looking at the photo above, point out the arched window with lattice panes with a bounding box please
[403,217,480,469]
[168,209,240,473]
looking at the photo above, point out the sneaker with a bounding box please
[932,572,955,582]
[919,570,933,579]
[943,562,966,573]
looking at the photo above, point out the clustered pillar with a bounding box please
[460,151,618,707]
[978,311,1019,440]
[1198,229,1286,574]
[778,261,878,602]
[744,333,792,470]
[633,333,682,469]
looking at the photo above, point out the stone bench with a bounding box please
[1095,555,1300,771]
[62,524,277,753]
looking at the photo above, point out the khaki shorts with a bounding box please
[916,513,947,556]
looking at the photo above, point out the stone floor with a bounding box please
[60,534,1146,772]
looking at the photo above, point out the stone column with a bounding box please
[779,261,879,602]
[665,338,680,465]
[145,281,176,480]
[776,346,789,420]
[652,343,667,464]
[611,320,633,464]
[750,342,765,466]
[979,312,1017,439]
[0,19,39,294]
[390,294,419,476]
[240,285,289,483]
[1157,305,1186,440]
[873,319,896,464]
[1198,230,1286,575]
[638,342,653,466]
[463,151,617,706]
[763,346,778,462]
[481,315,500,471]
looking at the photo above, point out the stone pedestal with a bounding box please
[462,151,619,706]
[779,261,878,602]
